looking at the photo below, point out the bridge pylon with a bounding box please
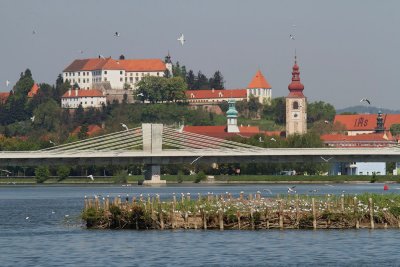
[142,123,166,185]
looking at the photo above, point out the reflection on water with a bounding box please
[0,184,399,266]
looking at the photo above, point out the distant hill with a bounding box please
[336,105,400,114]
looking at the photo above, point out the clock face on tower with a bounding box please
[292,112,299,119]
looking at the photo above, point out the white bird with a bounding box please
[287,186,296,194]
[51,211,55,214]
[360,98,371,105]
[177,33,185,46]
[263,188,273,195]
[1,169,11,174]
[25,216,29,220]
[49,140,55,145]
[290,34,295,40]
[120,123,129,131]
[191,156,203,165]
[324,120,329,124]
[259,137,264,142]
[30,116,35,122]
[270,137,277,142]
[320,156,333,162]
[178,124,184,133]
[114,32,120,37]
[87,174,94,181]
[98,54,105,59]
[6,80,10,87]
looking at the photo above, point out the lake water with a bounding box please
[0,184,399,266]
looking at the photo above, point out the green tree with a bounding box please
[186,70,196,89]
[264,97,286,124]
[35,165,50,183]
[209,70,224,89]
[390,124,400,136]
[33,99,61,131]
[307,101,336,124]
[78,124,89,139]
[135,76,163,103]
[164,77,187,102]
[57,165,70,181]
[194,71,209,90]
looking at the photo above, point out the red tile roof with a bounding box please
[334,114,400,131]
[72,124,103,137]
[321,132,396,147]
[63,58,166,72]
[247,70,271,89]
[27,84,39,98]
[61,89,104,98]
[0,92,10,103]
[186,89,247,99]
[183,125,265,139]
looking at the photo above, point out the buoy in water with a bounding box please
[384,184,389,191]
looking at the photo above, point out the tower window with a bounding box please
[293,101,299,110]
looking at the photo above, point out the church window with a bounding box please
[293,101,299,109]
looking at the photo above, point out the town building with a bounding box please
[185,70,272,105]
[0,92,10,104]
[286,56,307,136]
[333,112,400,136]
[321,111,397,175]
[61,89,106,109]
[63,57,169,91]
[183,99,283,139]
[27,83,39,98]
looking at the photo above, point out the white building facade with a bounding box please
[61,89,107,109]
[63,57,169,90]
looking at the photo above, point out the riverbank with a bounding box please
[0,174,399,185]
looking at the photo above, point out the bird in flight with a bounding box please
[49,140,55,145]
[120,123,129,131]
[263,188,273,195]
[270,137,277,142]
[30,116,35,122]
[191,156,203,165]
[360,98,370,105]
[6,80,10,87]
[114,32,120,37]
[290,34,295,40]
[87,174,94,181]
[287,186,296,194]
[320,156,333,162]
[177,33,185,46]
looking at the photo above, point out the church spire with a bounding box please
[288,54,304,96]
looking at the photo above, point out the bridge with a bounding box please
[1,123,400,183]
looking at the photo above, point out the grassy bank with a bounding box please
[0,174,399,184]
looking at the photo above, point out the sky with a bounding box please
[0,0,399,110]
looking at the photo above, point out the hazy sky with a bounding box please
[1,0,399,109]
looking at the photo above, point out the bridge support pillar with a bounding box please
[142,123,166,185]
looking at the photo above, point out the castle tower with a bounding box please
[164,52,173,77]
[375,110,385,133]
[247,70,272,104]
[286,56,307,136]
[226,99,239,133]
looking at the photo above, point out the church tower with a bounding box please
[164,52,173,77]
[286,56,307,136]
[226,99,239,133]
